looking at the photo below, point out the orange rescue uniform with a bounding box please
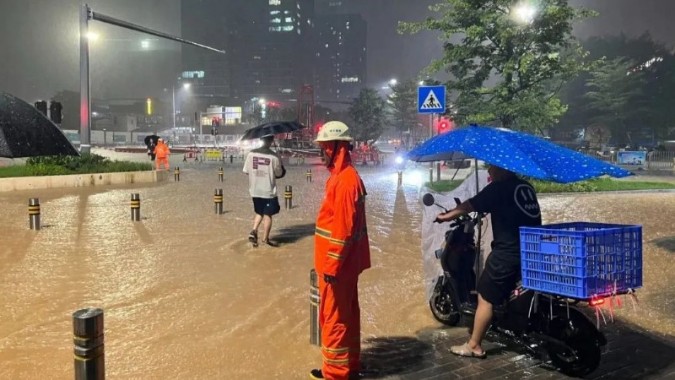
[314,142,371,380]
[155,141,170,170]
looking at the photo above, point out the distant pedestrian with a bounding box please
[148,142,156,161]
[155,138,170,170]
[242,134,286,247]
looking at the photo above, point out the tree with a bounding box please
[387,79,418,141]
[400,0,594,131]
[348,88,386,143]
[584,57,646,146]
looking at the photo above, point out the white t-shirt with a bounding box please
[243,148,285,198]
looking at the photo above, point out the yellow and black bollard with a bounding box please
[218,167,224,182]
[73,308,104,380]
[397,171,403,186]
[130,193,141,222]
[309,269,321,346]
[174,167,180,182]
[214,188,224,214]
[28,198,41,230]
[306,169,312,183]
[284,185,293,209]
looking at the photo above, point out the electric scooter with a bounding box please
[423,193,607,377]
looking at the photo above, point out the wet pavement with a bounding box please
[0,153,674,379]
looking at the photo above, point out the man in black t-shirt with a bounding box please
[435,164,541,359]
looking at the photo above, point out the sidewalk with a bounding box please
[366,319,675,379]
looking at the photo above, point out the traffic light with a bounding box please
[34,100,48,116]
[436,117,453,134]
[49,101,63,124]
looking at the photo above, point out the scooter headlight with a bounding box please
[394,156,404,165]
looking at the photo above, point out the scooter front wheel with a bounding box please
[429,287,460,326]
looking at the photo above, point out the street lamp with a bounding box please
[172,82,191,130]
[388,78,398,87]
[512,2,537,24]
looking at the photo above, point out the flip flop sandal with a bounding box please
[450,343,487,359]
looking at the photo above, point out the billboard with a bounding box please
[617,151,647,166]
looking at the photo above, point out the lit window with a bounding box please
[271,18,281,23]
[269,0,281,5]
[270,10,280,15]
[285,17,293,22]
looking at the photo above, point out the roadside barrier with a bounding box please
[284,185,293,209]
[28,198,41,230]
[130,193,141,222]
[214,189,223,215]
[73,308,104,380]
[309,269,321,346]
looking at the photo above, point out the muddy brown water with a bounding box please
[0,160,673,379]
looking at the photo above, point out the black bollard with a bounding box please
[174,167,180,182]
[73,308,104,380]
[284,185,293,209]
[306,169,312,183]
[214,188,224,214]
[397,171,403,186]
[309,269,321,346]
[28,198,41,230]
[436,162,441,182]
[428,167,433,183]
[130,193,141,222]
[218,167,224,182]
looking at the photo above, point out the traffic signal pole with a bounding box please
[79,3,225,154]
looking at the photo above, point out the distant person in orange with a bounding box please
[310,121,371,380]
[155,138,170,170]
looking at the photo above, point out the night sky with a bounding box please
[1,0,674,103]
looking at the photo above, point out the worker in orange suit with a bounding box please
[155,138,170,171]
[310,121,371,380]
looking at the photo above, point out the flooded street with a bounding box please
[0,158,674,379]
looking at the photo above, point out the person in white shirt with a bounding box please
[242,134,286,247]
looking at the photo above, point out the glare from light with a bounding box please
[513,3,536,24]
[182,82,191,90]
[419,81,425,86]
[140,39,150,49]
[389,78,398,86]
[395,156,404,165]
[258,98,266,105]
[86,32,99,42]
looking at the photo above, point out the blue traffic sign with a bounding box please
[418,85,446,114]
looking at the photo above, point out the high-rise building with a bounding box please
[315,0,346,14]
[181,0,315,108]
[314,13,367,104]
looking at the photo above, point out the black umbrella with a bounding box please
[144,134,160,147]
[240,120,305,141]
[0,92,79,158]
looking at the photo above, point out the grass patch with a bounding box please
[425,180,464,192]
[0,154,152,178]
[426,177,675,194]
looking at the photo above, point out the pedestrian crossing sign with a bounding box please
[418,85,446,114]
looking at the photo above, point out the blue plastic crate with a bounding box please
[520,222,642,299]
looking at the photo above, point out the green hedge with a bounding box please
[426,177,675,193]
[0,154,152,178]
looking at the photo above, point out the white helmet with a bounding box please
[314,121,353,142]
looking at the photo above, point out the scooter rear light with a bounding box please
[589,297,605,307]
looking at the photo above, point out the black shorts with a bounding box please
[252,197,280,216]
[477,253,521,305]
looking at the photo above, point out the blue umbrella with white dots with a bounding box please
[406,125,631,183]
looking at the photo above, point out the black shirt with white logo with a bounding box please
[469,177,542,259]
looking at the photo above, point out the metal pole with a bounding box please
[130,193,140,222]
[309,269,321,346]
[172,85,176,131]
[214,188,223,214]
[29,198,41,230]
[73,308,104,380]
[436,162,441,182]
[474,159,482,288]
[79,4,92,154]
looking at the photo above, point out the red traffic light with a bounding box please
[436,118,453,134]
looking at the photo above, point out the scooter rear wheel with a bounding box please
[547,324,601,377]
[429,288,460,326]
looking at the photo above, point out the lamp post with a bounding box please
[102,128,106,147]
[172,82,191,132]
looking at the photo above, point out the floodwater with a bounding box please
[0,155,674,379]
